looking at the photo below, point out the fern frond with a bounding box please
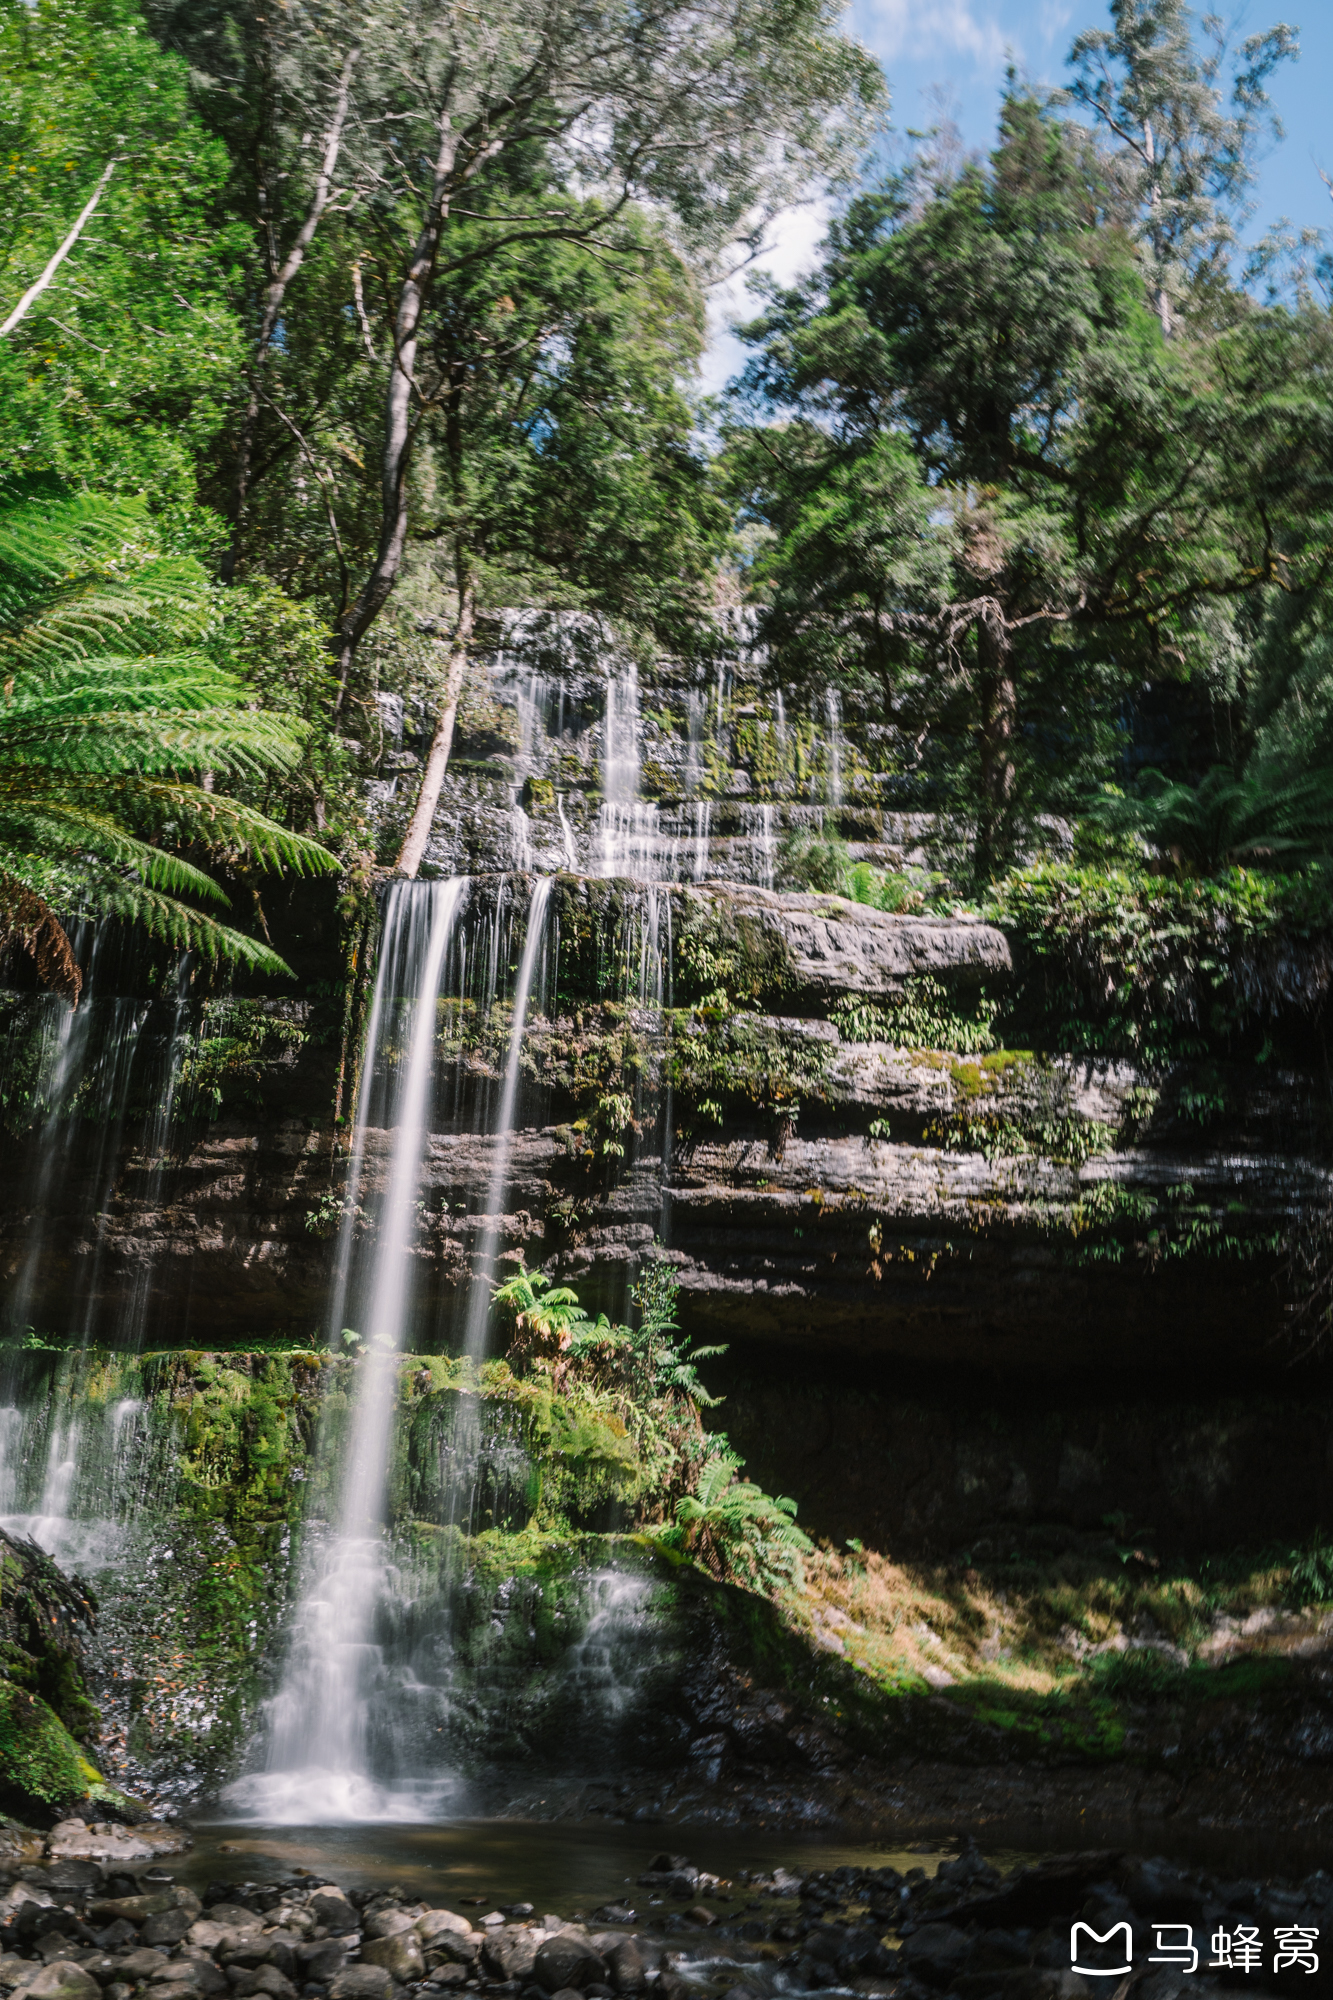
[0,489,338,996]
[4,563,215,665]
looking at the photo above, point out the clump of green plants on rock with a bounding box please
[484,1259,812,1588]
[989,863,1333,1061]
[665,1011,828,1152]
[832,978,999,1052]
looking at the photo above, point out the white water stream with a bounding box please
[226,878,466,1823]
[458,876,552,1361]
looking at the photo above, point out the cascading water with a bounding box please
[598,665,662,880]
[826,687,844,807]
[458,877,553,1361]
[0,1356,173,1579]
[227,878,466,1823]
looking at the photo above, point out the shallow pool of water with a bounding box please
[174,1813,1332,1907]
[175,1820,974,1909]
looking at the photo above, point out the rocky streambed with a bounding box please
[0,1826,1329,2000]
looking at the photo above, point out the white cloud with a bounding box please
[1037,0,1072,49]
[857,0,1008,72]
[697,197,833,398]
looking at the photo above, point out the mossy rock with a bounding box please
[0,1682,102,1820]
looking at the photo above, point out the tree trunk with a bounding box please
[976,601,1016,881]
[395,580,475,878]
[222,48,356,583]
[1143,120,1172,340]
[333,118,459,712]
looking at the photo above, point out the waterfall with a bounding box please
[458,877,552,1361]
[4,931,196,1346]
[746,803,777,889]
[556,792,578,869]
[826,687,844,808]
[225,878,466,1825]
[598,666,663,880]
[0,1357,171,1578]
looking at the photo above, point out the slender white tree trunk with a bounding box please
[395,581,475,878]
[0,160,119,338]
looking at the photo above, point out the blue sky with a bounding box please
[701,0,1332,391]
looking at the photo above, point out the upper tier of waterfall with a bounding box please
[368,607,943,890]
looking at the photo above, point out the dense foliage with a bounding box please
[0,493,336,996]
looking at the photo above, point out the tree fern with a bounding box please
[670,1448,813,1591]
[0,493,337,999]
[1090,765,1333,874]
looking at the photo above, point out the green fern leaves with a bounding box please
[0,492,337,999]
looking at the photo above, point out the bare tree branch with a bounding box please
[0,159,120,339]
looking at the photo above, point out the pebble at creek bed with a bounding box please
[2,1824,1332,2000]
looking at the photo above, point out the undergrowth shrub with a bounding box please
[989,862,1333,1060]
[832,977,999,1052]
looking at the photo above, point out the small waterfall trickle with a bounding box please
[747,802,777,889]
[826,687,844,808]
[691,801,712,882]
[556,793,578,869]
[458,877,552,1362]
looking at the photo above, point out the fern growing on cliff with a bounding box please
[668,1448,813,1591]
[0,492,337,999]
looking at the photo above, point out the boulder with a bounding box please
[603,1941,646,1995]
[42,1865,102,1895]
[30,1914,91,1947]
[95,1925,137,1952]
[297,1941,347,1984]
[423,1933,478,1968]
[414,1913,473,1945]
[74,1956,119,1986]
[140,1913,191,1948]
[359,1933,425,1982]
[328,1968,393,2000]
[45,1825,189,1866]
[229,1970,297,2000]
[481,1928,537,1982]
[110,1952,169,1982]
[10,1962,101,2000]
[153,1962,226,1997]
[900,1924,974,1986]
[363,1913,413,1942]
[534,1934,607,1993]
[309,1894,358,1939]
[258,1936,301,1978]
[89,1896,176,1924]
[201,1909,262,1935]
